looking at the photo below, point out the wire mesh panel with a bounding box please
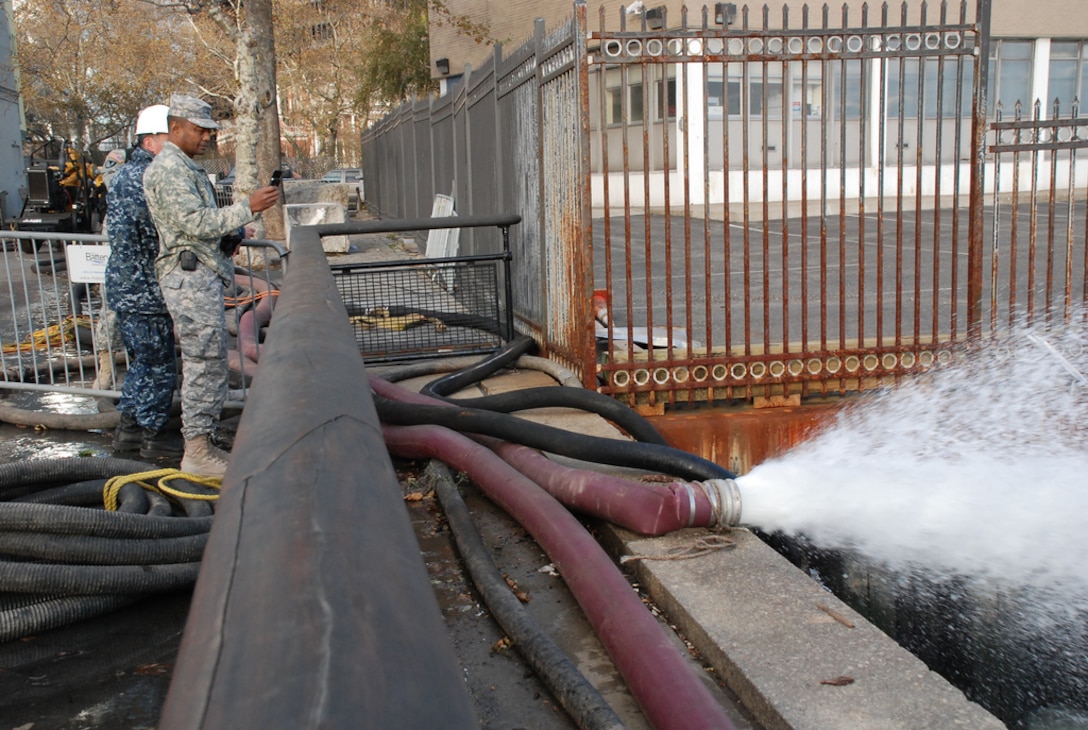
[332,257,505,364]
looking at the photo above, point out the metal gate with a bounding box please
[584,1,992,408]
[360,0,1088,409]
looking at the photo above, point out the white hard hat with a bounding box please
[135,104,170,135]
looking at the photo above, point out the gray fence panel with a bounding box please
[413,98,435,222]
[431,92,457,223]
[466,54,501,256]
[498,22,547,338]
[452,77,472,254]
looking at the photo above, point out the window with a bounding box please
[606,66,644,125]
[655,74,677,120]
[887,57,974,119]
[708,63,783,119]
[988,40,1034,117]
[1048,41,1088,116]
[604,66,676,125]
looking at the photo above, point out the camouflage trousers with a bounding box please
[116,311,177,432]
[159,263,228,442]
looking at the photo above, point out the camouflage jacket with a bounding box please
[143,141,256,285]
[104,147,166,314]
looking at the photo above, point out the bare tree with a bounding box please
[14,0,201,150]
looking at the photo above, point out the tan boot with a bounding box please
[181,434,232,478]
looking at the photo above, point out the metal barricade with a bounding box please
[0,229,286,402]
[317,215,519,364]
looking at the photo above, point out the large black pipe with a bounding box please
[159,225,476,729]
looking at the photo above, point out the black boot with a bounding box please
[139,427,185,459]
[112,412,141,452]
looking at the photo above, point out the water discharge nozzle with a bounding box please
[700,478,742,528]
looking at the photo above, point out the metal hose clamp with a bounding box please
[700,478,742,527]
[679,481,697,527]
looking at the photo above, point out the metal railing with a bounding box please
[0,229,286,402]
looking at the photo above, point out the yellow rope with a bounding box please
[157,473,222,502]
[1,315,91,354]
[103,469,221,511]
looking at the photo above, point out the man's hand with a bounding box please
[248,185,281,213]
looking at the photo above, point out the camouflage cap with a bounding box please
[168,94,219,130]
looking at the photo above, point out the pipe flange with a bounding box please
[701,478,742,527]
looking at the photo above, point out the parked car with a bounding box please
[321,168,362,185]
[320,168,364,210]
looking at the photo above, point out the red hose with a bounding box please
[369,376,719,535]
[481,436,716,535]
[383,423,736,730]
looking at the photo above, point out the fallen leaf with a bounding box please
[820,675,855,686]
[404,492,424,502]
[135,662,173,676]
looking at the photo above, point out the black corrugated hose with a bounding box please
[425,461,626,730]
[0,457,213,643]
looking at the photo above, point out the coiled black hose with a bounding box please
[0,561,202,594]
[413,334,668,446]
[0,457,213,642]
[420,334,536,398]
[1,594,142,644]
[428,386,669,446]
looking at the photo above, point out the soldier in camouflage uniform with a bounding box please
[143,94,280,478]
[106,104,183,459]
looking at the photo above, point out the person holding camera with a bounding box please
[143,93,280,478]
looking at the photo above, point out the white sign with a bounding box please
[65,244,111,284]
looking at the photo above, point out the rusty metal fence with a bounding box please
[587,1,990,408]
[986,100,1088,334]
[361,0,1087,408]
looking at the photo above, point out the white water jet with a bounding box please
[737,321,1088,609]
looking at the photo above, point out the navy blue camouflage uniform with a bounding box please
[105,146,177,432]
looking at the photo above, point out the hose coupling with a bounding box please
[699,478,742,528]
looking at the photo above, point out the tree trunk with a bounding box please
[232,0,283,240]
[249,0,284,240]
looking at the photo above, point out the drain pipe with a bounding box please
[371,376,743,533]
[383,423,738,730]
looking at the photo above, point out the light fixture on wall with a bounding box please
[644,6,665,30]
[714,3,737,26]
[435,57,450,76]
